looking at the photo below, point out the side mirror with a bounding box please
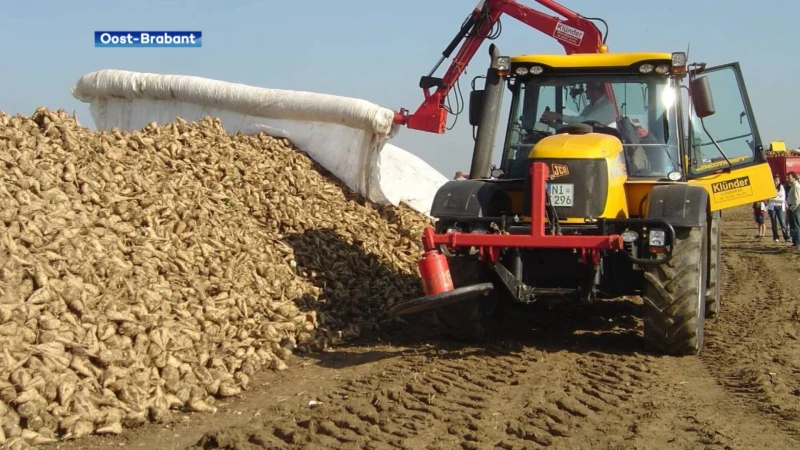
[690,76,716,118]
[469,89,485,127]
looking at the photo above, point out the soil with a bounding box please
[52,205,800,450]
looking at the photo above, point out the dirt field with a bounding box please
[53,205,800,450]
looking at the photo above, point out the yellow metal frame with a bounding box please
[769,141,787,152]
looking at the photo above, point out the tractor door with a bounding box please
[685,62,776,211]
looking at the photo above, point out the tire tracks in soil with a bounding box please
[700,206,800,438]
[194,341,667,449]
[191,299,796,450]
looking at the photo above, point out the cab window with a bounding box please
[689,65,757,175]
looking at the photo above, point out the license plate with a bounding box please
[547,183,574,207]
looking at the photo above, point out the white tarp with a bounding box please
[71,69,447,215]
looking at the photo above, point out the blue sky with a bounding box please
[1,0,796,178]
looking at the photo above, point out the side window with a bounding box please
[519,85,555,132]
[689,65,757,175]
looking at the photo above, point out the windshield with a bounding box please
[501,75,681,179]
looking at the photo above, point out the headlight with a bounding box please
[639,64,654,73]
[667,171,682,181]
[648,229,666,246]
[530,65,544,75]
[655,65,670,74]
[621,229,639,243]
[515,67,529,75]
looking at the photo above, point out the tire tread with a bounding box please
[642,226,706,355]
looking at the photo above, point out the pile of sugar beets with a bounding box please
[0,108,429,448]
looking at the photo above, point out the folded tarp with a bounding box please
[71,69,448,215]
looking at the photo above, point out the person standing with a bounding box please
[753,201,767,238]
[768,174,791,242]
[786,172,800,247]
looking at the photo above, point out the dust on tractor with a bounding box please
[390,50,777,356]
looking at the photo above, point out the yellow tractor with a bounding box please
[391,50,776,356]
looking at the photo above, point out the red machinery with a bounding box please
[411,162,625,304]
[394,0,610,134]
[767,153,800,185]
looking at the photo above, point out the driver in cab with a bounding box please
[540,82,616,128]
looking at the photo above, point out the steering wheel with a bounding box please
[581,120,614,129]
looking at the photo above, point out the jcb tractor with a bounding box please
[389,0,776,355]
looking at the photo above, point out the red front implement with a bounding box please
[399,161,625,312]
[395,0,609,134]
[420,162,623,267]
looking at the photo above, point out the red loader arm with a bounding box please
[394,0,609,134]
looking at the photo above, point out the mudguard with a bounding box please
[646,184,709,228]
[429,180,512,219]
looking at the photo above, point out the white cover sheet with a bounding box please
[71,70,448,215]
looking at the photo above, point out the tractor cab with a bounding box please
[478,52,776,220]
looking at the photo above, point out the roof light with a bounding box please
[515,67,529,75]
[496,56,510,71]
[530,65,544,75]
[671,52,687,67]
[639,64,654,73]
[671,52,687,75]
[655,65,670,74]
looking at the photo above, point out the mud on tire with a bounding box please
[642,224,708,355]
[432,257,498,342]
[705,211,721,318]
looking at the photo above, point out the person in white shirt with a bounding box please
[786,172,800,247]
[540,82,617,127]
[767,174,791,242]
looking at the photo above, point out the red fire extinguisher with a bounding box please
[418,250,454,295]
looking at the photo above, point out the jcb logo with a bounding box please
[550,163,569,178]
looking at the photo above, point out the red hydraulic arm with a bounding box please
[394,0,609,134]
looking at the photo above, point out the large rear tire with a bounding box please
[705,211,721,319]
[432,257,498,342]
[642,224,708,355]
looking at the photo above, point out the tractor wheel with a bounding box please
[432,257,498,343]
[642,224,708,355]
[705,211,722,319]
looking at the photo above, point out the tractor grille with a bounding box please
[522,159,609,219]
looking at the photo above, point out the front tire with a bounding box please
[432,257,498,342]
[642,224,708,355]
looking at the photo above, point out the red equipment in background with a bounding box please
[394,0,610,134]
[767,153,800,185]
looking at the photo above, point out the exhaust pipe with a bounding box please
[469,43,505,180]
